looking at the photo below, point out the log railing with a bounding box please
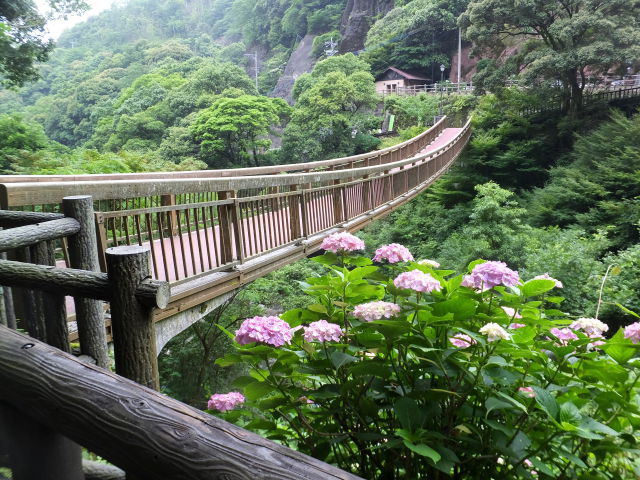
[0,207,361,479]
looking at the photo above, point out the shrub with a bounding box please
[209,237,640,479]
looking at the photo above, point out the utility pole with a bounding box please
[457,27,462,88]
[324,37,338,57]
[245,52,259,93]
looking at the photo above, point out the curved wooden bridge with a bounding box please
[0,116,471,349]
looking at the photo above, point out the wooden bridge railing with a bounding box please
[0,116,448,188]
[0,118,471,288]
[519,86,640,116]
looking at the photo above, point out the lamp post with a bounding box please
[439,64,445,116]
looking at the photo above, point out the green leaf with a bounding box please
[485,396,513,415]
[467,259,486,273]
[344,256,373,267]
[307,303,328,314]
[520,279,556,297]
[394,397,426,432]
[532,386,558,420]
[511,326,536,344]
[615,303,640,318]
[559,402,581,425]
[431,297,478,321]
[527,457,555,476]
[311,251,339,265]
[244,381,276,401]
[579,417,618,436]
[402,440,441,463]
[602,328,638,364]
[495,391,527,413]
[329,350,358,369]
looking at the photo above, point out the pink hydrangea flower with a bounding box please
[519,387,535,398]
[624,322,640,344]
[449,334,476,348]
[208,392,245,412]
[462,261,519,291]
[418,259,440,268]
[550,327,578,344]
[509,323,526,329]
[353,301,401,322]
[479,322,512,342]
[502,306,522,319]
[570,318,608,338]
[373,243,414,263]
[394,270,442,293]
[320,232,365,253]
[533,273,563,288]
[235,316,294,347]
[303,320,344,343]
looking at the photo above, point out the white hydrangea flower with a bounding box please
[479,322,512,342]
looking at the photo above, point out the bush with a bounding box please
[208,235,640,479]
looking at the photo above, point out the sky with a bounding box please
[36,0,119,39]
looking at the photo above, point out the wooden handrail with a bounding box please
[0,118,468,207]
[0,117,448,186]
[0,324,363,480]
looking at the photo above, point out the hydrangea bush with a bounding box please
[209,237,640,479]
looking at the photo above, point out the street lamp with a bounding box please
[439,64,445,116]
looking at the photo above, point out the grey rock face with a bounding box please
[339,0,394,53]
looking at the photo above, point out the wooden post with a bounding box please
[63,196,110,369]
[29,240,69,352]
[106,245,159,391]
[1,253,15,329]
[94,212,109,272]
[1,402,84,480]
[217,191,238,264]
[288,185,302,240]
[160,194,178,236]
[332,180,344,224]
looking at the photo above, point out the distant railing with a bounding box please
[519,86,640,116]
[378,82,474,97]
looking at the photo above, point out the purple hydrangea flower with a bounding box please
[624,322,640,344]
[373,243,414,263]
[235,316,294,347]
[208,392,245,411]
[353,301,401,322]
[462,261,519,291]
[394,270,442,293]
[320,232,365,253]
[449,334,476,348]
[303,320,343,343]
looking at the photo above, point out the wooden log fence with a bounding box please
[0,325,363,480]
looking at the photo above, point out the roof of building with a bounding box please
[378,67,429,81]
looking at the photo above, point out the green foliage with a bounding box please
[364,0,468,75]
[192,94,290,168]
[0,0,88,87]
[460,0,640,110]
[527,110,640,250]
[0,113,49,170]
[282,54,380,162]
[311,31,341,59]
[384,94,440,129]
[213,246,640,478]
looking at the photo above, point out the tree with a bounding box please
[192,94,290,168]
[0,0,88,87]
[460,0,640,112]
[364,0,469,75]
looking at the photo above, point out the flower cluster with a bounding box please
[353,301,401,322]
[303,320,344,343]
[207,392,245,412]
[373,243,414,263]
[320,232,365,253]
[418,259,440,268]
[479,322,512,342]
[462,261,519,291]
[533,273,563,288]
[449,334,476,348]
[519,387,535,398]
[624,322,640,344]
[570,317,608,338]
[394,270,441,293]
[235,316,294,347]
[550,327,578,344]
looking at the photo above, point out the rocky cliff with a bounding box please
[339,0,394,53]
